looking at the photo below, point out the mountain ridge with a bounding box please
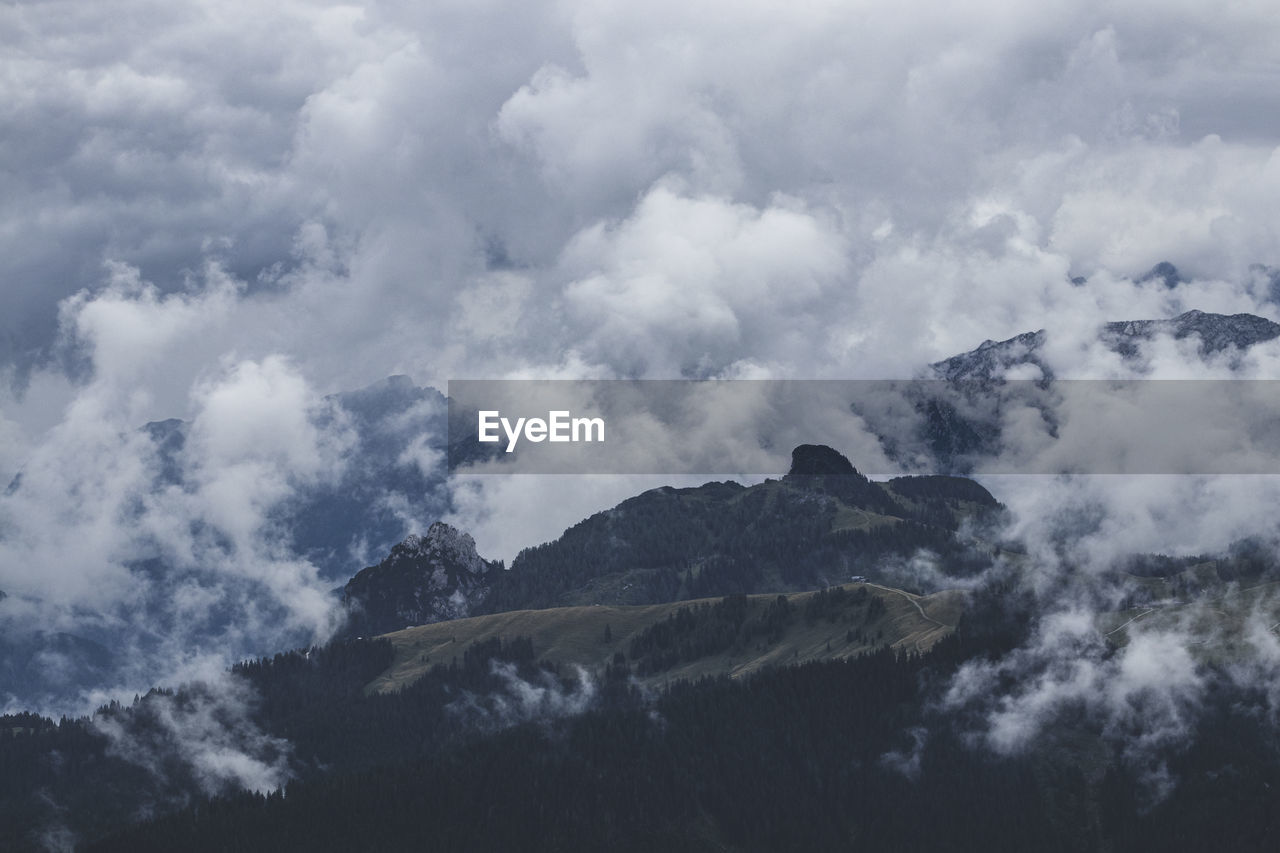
[931,308,1280,383]
[341,445,1001,636]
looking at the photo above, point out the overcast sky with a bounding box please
[5,1,1280,410]
[4,0,1280,710]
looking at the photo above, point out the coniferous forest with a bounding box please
[4,578,1278,852]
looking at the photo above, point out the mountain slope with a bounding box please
[476,445,1000,613]
[334,444,999,633]
[367,581,964,694]
[85,595,1280,853]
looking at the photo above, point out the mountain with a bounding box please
[930,329,1049,384]
[1136,260,1186,289]
[0,577,964,851]
[341,522,500,636]
[335,444,998,635]
[931,308,1280,383]
[901,308,1280,472]
[782,443,915,515]
[1100,309,1280,360]
[478,444,1001,613]
[7,446,1280,849]
[72,552,1280,853]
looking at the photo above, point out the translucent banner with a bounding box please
[446,379,1280,475]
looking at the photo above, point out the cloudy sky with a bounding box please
[4,0,1280,710]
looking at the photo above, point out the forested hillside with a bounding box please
[85,598,1280,852]
[481,447,1003,612]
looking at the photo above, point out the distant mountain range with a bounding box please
[879,309,1280,472]
[6,308,1280,709]
[7,306,1280,847]
[931,309,1280,383]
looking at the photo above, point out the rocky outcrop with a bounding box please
[340,522,499,636]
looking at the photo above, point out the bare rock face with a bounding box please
[340,521,500,636]
[783,445,905,517]
[785,444,859,477]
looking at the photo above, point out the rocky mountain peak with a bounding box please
[1098,310,1280,360]
[786,444,859,477]
[783,445,904,516]
[393,521,489,575]
[1137,261,1184,289]
[930,329,1048,383]
[341,521,498,636]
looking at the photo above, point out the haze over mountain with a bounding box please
[142,375,451,577]
[931,306,1280,383]
[0,374,450,711]
[5,0,1280,728]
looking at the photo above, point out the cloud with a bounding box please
[879,726,929,781]
[5,0,1280,716]
[95,671,292,797]
[929,466,1280,801]
[5,0,1280,387]
[988,475,1280,573]
[943,603,1206,799]
[557,184,848,377]
[0,0,371,366]
[0,281,352,711]
[447,660,597,730]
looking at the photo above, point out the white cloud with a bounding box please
[96,671,292,796]
[6,0,1280,719]
[558,184,848,377]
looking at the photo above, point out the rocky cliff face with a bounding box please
[783,444,906,517]
[340,521,500,636]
